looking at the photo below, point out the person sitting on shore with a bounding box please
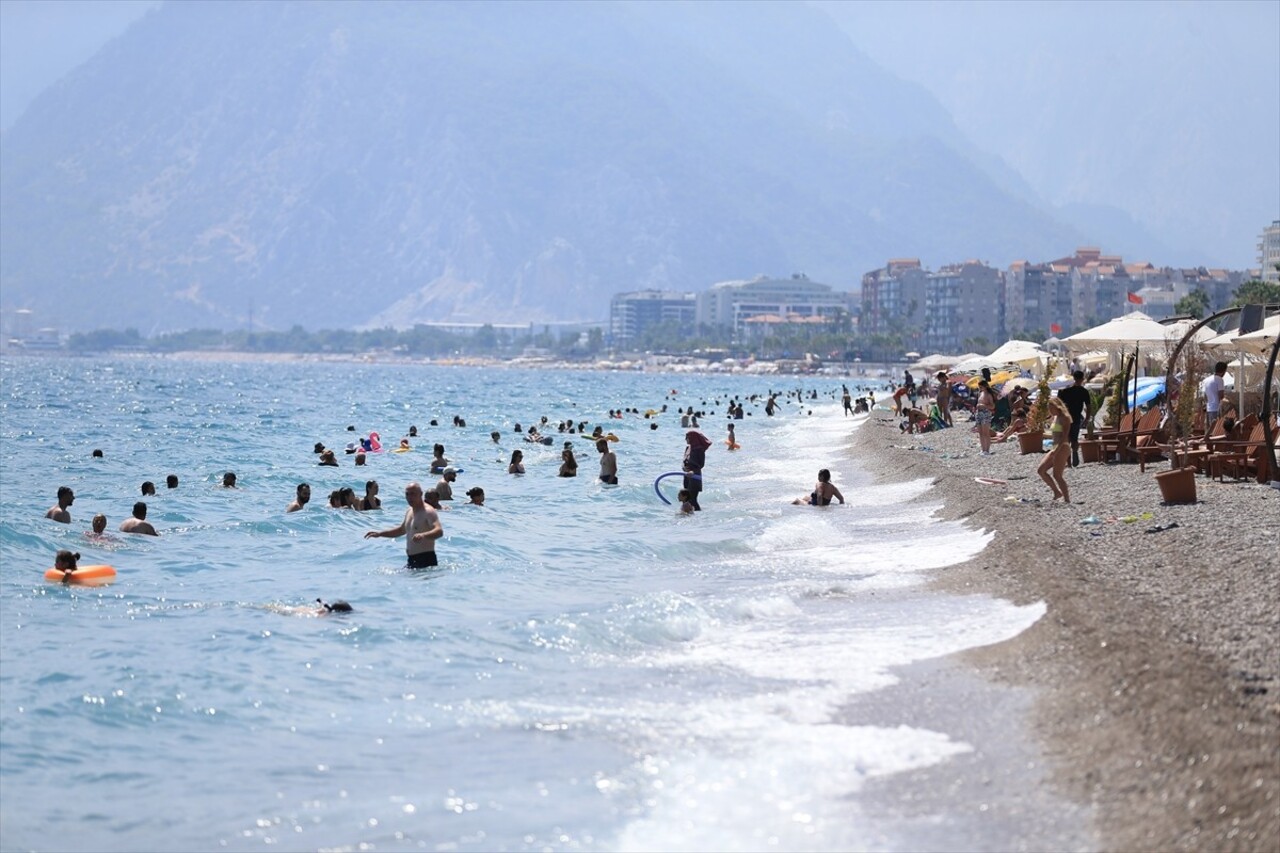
[792,468,845,506]
[46,486,75,523]
[120,502,158,535]
[994,406,1030,443]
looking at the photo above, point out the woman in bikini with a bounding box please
[1037,397,1073,503]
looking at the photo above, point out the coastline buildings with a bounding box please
[1260,220,1280,283]
[609,290,696,345]
[860,260,929,350]
[924,261,1003,354]
[693,274,851,336]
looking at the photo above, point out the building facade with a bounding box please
[1260,220,1280,284]
[923,261,1003,354]
[695,275,850,336]
[609,290,696,344]
[860,260,929,346]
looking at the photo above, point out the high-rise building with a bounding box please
[1258,220,1280,283]
[924,261,1003,354]
[860,260,929,347]
[609,290,695,344]
[695,274,849,336]
[1004,261,1071,340]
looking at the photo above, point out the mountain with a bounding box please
[0,0,1083,333]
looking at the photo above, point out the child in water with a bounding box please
[676,489,695,514]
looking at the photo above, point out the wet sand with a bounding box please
[847,409,1279,851]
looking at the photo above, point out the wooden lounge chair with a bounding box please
[1207,420,1274,482]
[1099,408,1162,463]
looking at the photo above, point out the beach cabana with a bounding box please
[1064,311,1215,374]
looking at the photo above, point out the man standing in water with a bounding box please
[364,482,443,568]
[287,483,311,513]
[597,439,618,485]
[45,486,74,523]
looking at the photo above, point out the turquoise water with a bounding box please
[0,357,1041,851]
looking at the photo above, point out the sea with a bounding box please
[0,357,1044,852]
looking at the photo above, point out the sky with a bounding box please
[2,0,1277,269]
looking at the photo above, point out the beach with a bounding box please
[848,407,1279,851]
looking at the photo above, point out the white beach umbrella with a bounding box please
[950,355,1004,374]
[986,339,1047,368]
[1230,314,1280,357]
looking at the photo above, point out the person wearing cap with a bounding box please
[436,466,457,500]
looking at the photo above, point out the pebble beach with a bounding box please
[850,406,1279,851]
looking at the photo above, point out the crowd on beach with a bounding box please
[41,383,892,589]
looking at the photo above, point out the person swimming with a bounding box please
[316,598,353,613]
[54,549,79,581]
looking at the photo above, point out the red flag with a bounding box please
[1050,322,1062,335]
[1127,291,1143,305]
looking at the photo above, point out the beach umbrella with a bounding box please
[951,355,1003,374]
[986,339,1048,368]
[1230,314,1280,357]
[1001,377,1039,397]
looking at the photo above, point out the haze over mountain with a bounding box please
[817,0,1279,271]
[1,0,1219,334]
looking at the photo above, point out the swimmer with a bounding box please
[53,549,80,583]
[222,472,237,488]
[141,480,156,496]
[792,469,845,506]
[355,451,367,466]
[91,449,104,458]
[84,513,116,542]
[409,425,419,438]
[363,482,443,569]
[119,501,159,535]
[676,489,695,514]
[287,483,311,513]
[436,467,457,500]
[465,487,485,506]
[725,423,740,450]
[508,449,525,474]
[316,598,353,613]
[318,449,339,467]
[361,480,381,511]
[430,444,449,475]
[45,486,74,523]
[559,444,578,477]
[490,431,501,444]
[166,474,179,489]
[399,438,412,451]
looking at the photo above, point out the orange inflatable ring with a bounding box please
[45,565,117,586]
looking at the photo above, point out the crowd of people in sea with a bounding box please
[42,383,895,592]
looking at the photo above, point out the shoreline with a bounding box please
[847,408,1279,850]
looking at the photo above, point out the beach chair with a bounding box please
[1209,419,1276,482]
[1099,409,1161,463]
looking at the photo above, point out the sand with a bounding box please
[845,408,1279,851]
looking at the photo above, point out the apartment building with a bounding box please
[1260,220,1280,283]
[1004,261,1072,339]
[609,290,696,344]
[695,274,849,336]
[860,259,929,343]
[924,261,1003,353]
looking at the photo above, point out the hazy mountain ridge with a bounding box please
[1,0,1082,332]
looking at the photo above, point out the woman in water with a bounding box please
[682,430,711,511]
[1038,396,1073,503]
[508,450,525,474]
[558,444,578,477]
[793,468,845,506]
[465,487,485,506]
